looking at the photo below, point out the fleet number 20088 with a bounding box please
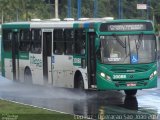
[113,75,126,79]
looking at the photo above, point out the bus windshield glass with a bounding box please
[100,35,156,64]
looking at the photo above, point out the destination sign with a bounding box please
[100,22,153,32]
[108,24,145,31]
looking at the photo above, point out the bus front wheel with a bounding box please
[124,90,137,96]
[24,68,32,84]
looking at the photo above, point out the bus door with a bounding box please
[87,32,96,88]
[12,29,19,81]
[42,30,53,84]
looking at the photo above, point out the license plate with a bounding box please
[127,83,136,87]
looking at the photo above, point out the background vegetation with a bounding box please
[0,0,160,24]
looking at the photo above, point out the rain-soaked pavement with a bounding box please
[0,75,160,120]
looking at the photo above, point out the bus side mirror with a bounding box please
[96,49,101,60]
[95,38,100,51]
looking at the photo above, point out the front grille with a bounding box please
[110,65,151,73]
[113,78,148,81]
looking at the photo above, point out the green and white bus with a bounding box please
[1,18,157,96]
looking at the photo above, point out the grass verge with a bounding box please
[0,99,85,120]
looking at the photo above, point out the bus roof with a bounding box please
[1,19,153,29]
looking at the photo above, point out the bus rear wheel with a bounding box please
[77,75,84,90]
[24,68,32,84]
[124,90,137,96]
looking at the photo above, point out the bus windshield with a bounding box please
[100,34,156,64]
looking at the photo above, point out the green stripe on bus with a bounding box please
[19,52,29,60]
[73,23,79,28]
[2,24,30,29]
[3,52,12,58]
[3,52,29,60]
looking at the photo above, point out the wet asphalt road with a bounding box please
[0,76,160,120]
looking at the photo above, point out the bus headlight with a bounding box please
[100,72,111,81]
[149,70,157,80]
[100,72,105,78]
[154,71,157,75]
[106,75,111,81]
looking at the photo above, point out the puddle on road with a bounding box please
[0,76,95,100]
[138,95,160,114]
[0,76,160,119]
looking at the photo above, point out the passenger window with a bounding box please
[74,29,86,55]
[19,29,31,51]
[53,29,64,55]
[2,29,12,51]
[31,29,42,54]
[64,29,74,55]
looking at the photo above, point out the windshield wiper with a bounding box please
[113,34,126,48]
[123,34,144,63]
[136,33,144,50]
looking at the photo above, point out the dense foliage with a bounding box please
[0,0,160,24]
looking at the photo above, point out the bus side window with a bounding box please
[31,29,42,54]
[74,29,86,55]
[2,29,12,51]
[19,29,31,52]
[53,29,64,55]
[64,29,74,55]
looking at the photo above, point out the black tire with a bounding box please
[77,75,84,90]
[124,90,137,96]
[24,68,32,84]
[124,96,138,110]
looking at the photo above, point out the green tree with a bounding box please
[1,0,160,23]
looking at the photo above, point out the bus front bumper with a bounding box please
[96,75,157,90]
